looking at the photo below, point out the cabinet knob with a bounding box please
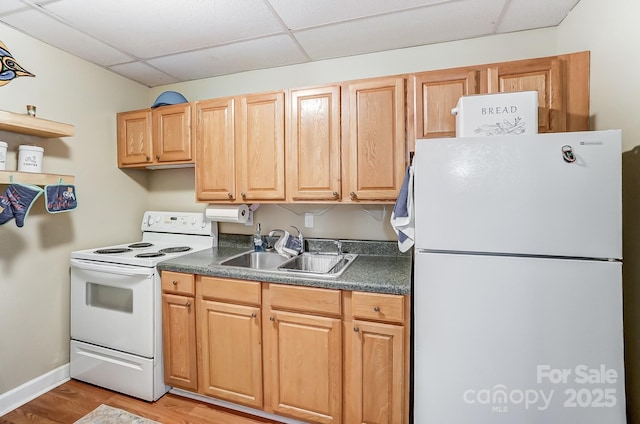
[185,301,191,310]
[146,156,151,161]
[269,316,275,322]
[332,191,339,198]
[373,306,380,312]
[354,326,360,332]
[156,154,160,160]
[241,192,246,200]
[251,312,257,318]
[172,280,178,286]
[349,191,357,200]
[227,192,233,199]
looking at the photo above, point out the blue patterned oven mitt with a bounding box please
[0,190,14,225]
[45,184,78,213]
[5,183,44,227]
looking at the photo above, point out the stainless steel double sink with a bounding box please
[219,250,358,278]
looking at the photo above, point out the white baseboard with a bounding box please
[0,363,70,417]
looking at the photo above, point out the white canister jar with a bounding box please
[18,145,44,173]
[0,141,7,170]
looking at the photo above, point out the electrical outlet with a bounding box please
[304,212,314,228]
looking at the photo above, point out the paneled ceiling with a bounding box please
[0,0,581,87]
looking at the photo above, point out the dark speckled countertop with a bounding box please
[156,234,412,295]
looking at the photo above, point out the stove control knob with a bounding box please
[191,217,197,226]
[147,215,154,226]
[155,216,161,223]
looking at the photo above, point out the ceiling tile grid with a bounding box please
[0,0,581,87]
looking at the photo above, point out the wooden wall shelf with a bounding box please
[0,110,75,138]
[0,171,75,186]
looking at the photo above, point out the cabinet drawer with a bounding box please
[161,271,195,295]
[198,276,261,305]
[269,284,341,316]
[351,291,405,324]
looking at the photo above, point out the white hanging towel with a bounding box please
[390,164,415,252]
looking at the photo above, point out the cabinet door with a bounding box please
[288,86,341,201]
[162,293,197,390]
[414,68,479,139]
[236,92,286,202]
[345,320,405,424]
[264,309,342,424]
[152,103,193,163]
[343,77,406,202]
[117,109,152,167]
[198,299,263,408]
[486,57,566,133]
[195,98,236,202]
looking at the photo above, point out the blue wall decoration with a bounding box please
[0,40,35,87]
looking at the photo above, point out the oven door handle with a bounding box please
[70,258,155,277]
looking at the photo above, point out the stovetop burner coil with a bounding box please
[135,252,166,258]
[128,242,154,248]
[94,248,133,254]
[159,246,192,254]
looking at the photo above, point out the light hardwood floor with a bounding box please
[0,379,280,424]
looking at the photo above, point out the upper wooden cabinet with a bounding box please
[117,103,193,168]
[195,98,236,202]
[287,85,342,202]
[117,109,152,167]
[342,77,407,202]
[152,103,193,163]
[123,51,589,205]
[195,92,286,203]
[411,51,590,147]
[414,69,480,139]
[236,92,286,202]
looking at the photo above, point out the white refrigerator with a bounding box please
[413,130,626,423]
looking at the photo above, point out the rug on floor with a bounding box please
[74,404,160,424]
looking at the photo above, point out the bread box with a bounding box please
[451,91,538,137]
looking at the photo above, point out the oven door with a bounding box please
[70,258,155,358]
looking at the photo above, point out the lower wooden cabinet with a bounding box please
[161,272,410,424]
[344,291,409,424]
[197,279,263,408]
[263,285,343,424]
[161,272,197,391]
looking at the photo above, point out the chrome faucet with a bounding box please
[334,240,343,255]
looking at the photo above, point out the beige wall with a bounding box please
[4,0,640,420]
[0,24,149,394]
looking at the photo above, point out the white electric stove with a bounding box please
[69,211,218,401]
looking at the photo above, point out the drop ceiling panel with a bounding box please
[147,34,308,81]
[42,0,287,58]
[0,0,29,15]
[1,8,133,66]
[109,61,179,88]
[295,0,505,60]
[267,0,453,29]
[0,0,583,87]
[497,0,581,32]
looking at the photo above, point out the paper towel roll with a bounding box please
[205,204,250,223]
